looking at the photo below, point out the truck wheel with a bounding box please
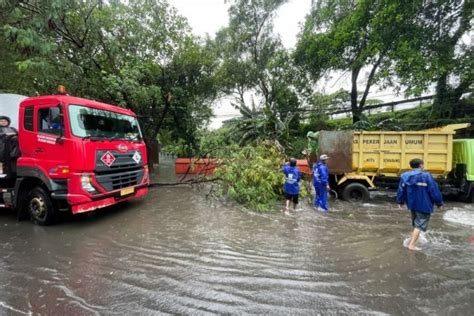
[28,187,56,226]
[341,183,370,203]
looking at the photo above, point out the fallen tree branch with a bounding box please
[149,177,221,188]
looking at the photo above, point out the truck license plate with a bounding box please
[120,187,134,196]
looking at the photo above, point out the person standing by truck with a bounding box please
[313,154,330,212]
[282,158,301,214]
[397,159,444,251]
[0,115,19,166]
[0,116,17,134]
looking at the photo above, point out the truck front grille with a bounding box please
[95,150,144,192]
[96,168,144,191]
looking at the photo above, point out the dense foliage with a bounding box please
[214,141,303,212]
[392,0,473,119]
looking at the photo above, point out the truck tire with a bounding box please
[341,183,370,203]
[27,187,56,226]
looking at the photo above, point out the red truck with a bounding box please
[0,91,149,225]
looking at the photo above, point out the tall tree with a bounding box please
[393,0,473,118]
[213,0,305,145]
[295,0,424,123]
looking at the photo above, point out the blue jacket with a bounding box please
[282,165,300,195]
[396,169,443,214]
[313,162,329,186]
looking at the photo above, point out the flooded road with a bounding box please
[1,158,473,315]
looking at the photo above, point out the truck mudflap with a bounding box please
[70,186,148,214]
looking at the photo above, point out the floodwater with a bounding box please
[1,158,473,315]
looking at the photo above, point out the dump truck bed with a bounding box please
[318,124,470,177]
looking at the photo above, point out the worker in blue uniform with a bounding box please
[282,158,301,214]
[397,158,444,251]
[313,154,330,212]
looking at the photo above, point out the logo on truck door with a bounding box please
[101,151,116,167]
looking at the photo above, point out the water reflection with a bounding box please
[1,158,473,314]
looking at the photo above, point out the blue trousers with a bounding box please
[313,183,329,211]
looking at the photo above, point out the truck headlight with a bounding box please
[81,175,98,194]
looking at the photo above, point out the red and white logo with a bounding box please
[101,151,116,167]
[117,143,128,152]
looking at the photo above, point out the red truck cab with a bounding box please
[1,94,149,225]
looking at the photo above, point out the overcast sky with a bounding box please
[170,0,311,48]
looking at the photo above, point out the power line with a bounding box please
[212,94,472,119]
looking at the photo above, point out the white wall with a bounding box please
[0,94,28,129]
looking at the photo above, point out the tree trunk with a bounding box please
[350,67,362,123]
[144,138,157,173]
[359,56,382,112]
[144,92,172,173]
[432,73,461,119]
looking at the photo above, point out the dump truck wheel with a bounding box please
[341,183,370,203]
[28,187,56,226]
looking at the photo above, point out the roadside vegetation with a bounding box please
[213,141,287,212]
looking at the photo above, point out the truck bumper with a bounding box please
[69,186,148,214]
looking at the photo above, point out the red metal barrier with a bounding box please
[296,160,311,175]
[175,158,311,175]
[175,158,217,175]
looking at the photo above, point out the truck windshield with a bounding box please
[68,105,142,141]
